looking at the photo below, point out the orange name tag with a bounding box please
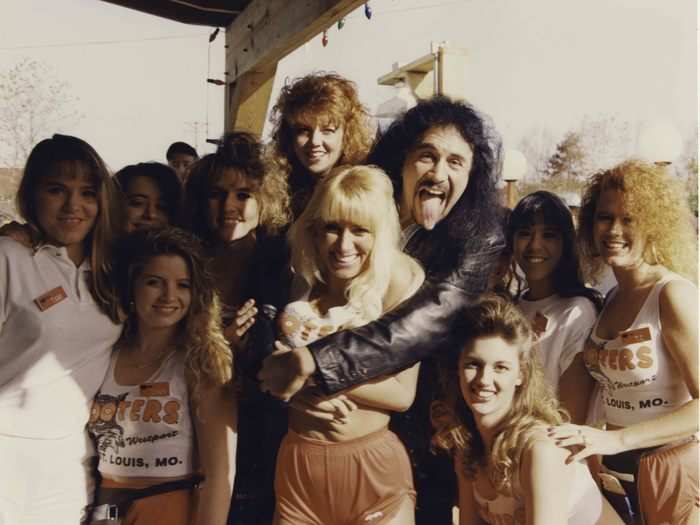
[140,382,170,397]
[34,286,68,311]
[621,327,652,344]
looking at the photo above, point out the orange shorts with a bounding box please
[274,428,416,525]
[637,437,699,525]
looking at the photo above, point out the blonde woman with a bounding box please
[549,160,698,524]
[269,165,424,525]
[86,227,236,525]
[434,294,621,524]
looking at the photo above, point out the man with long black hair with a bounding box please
[260,95,506,524]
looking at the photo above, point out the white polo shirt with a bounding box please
[0,238,122,438]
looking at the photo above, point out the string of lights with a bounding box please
[1,0,467,52]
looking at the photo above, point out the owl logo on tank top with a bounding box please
[88,392,128,455]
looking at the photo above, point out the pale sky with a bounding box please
[1,0,697,171]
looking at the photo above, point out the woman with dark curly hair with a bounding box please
[549,160,698,524]
[114,162,183,232]
[268,72,374,217]
[434,294,621,524]
[185,132,292,525]
[184,131,290,329]
[87,227,236,525]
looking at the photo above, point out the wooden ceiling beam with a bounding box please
[224,0,365,134]
[225,0,365,79]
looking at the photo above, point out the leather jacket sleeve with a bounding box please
[309,230,506,395]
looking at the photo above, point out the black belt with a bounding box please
[86,475,203,523]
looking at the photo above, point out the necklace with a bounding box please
[120,346,175,369]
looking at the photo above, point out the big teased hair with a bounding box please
[432,294,567,492]
[268,72,374,217]
[508,191,602,309]
[16,134,123,321]
[577,159,697,283]
[113,227,232,397]
[185,131,290,244]
[288,165,408,323]
[368,95,502,243]
[114,162,184,227]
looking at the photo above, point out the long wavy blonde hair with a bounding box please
[433,294,567,492]
[577,159,697,283]
[114,228,233,403]
[288,165,405,324]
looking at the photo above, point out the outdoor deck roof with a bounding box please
[99,0,252,27]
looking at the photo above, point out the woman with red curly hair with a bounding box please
[268,72,374,218]
[549,160,698,524]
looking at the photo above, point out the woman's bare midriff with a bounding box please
[101,473,195,489]
[290,401,391,442]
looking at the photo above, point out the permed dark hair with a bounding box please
[114,162,184,226]
[184,132,289,243]
[508,191,602,309]
[368,95,501,242]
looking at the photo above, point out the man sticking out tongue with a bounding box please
[259,95,505,525]
[400,125,473,231]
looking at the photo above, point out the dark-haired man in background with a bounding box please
[166,141,198,182]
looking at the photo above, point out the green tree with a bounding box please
[544,131,587,181]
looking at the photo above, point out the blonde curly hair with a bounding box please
[577,159,697,283]
[268,72,374,217]
[115,228,233,404]
[432,294,567,493]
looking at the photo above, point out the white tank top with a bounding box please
[472,460,602,524]
[583,273,693,427]
[87,350,195,478]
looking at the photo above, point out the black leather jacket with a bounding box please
[308,224,506,394]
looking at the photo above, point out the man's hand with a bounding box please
[258,341,317,401]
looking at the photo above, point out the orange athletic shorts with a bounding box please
[637,437,699,525]
[274,427,416,525]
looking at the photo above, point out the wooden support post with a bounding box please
[225,63,277,135]
[224,0,366,133]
